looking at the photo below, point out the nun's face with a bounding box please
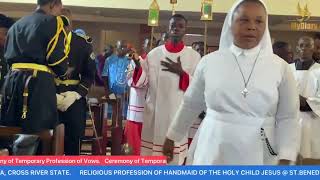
[231,2,266,49]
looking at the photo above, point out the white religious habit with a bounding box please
[291,61,320,159]
[132,41,201,165]
[166,0,300,165]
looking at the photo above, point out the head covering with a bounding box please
[74,29,86,36]
[219,0,272,54]
[0,14,14,29]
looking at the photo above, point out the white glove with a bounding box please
[56,94,65,111]
[101,93,116,100]
[109,93,116,100]
[59,91,81,112]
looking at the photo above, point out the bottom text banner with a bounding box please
[0,165,320,180]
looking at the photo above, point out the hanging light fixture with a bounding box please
[170,0,177,15]
[148,0,160,49]
[148,0,160,26]
[200,0,213,55]
[201,0,213,21]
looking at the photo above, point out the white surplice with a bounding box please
[136,45,201,165]
[291,62,320,159]
[127,59,147,123]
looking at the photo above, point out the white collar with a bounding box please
[230,43,261,57]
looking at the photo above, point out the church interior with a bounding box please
[1,0,320,165]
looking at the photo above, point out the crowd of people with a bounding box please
[1,0,320,165]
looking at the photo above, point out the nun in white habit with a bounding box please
[163,0,300,165]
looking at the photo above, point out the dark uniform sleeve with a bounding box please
[44,16,69,77]
[76,42,96,97]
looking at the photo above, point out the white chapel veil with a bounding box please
[218,0,273,54]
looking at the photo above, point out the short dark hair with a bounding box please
[0,14,14,29]
[197,41,204,46]
[192,41,205,46]
[314,33,320,40]
[61,8,72,17]
[273,41,289,51]
[37,0,61,6]
[170,14,188,24]
[104,44,114,51]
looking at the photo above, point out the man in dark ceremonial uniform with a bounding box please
[0,0,69,136]
[0,14,14,90]
[57,8,96,155]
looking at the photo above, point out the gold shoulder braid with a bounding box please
[47,16,71,67]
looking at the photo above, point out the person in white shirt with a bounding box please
[291,36,320,164]
[123,38,151,156]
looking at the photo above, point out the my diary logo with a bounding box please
[289,0,320,31]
